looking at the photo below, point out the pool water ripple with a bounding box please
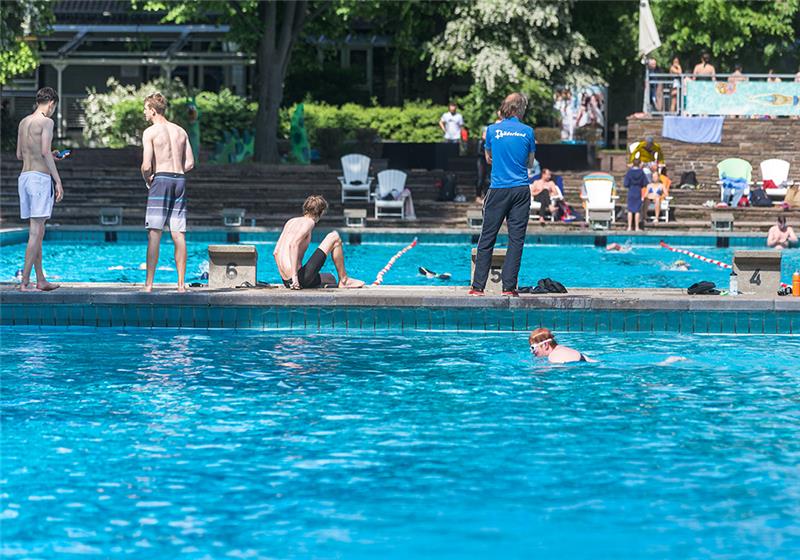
[1,328,799,558]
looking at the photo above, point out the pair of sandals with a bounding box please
[687,281,720,295]
[519,278,568,294]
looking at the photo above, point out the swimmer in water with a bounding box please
[606,241,633,252]
[529,327,595,364]
[672,259,691,271]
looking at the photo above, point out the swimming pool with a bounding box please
[2,328,799,558]
[2,231,798,289]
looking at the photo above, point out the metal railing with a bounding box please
[644,72,800,116]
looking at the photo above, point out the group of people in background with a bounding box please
[647,52,800,113]
[553,87,605,142]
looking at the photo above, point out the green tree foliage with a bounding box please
[427,0,599,128]
[139,0,324,163]
[81,78,443,152]
[651,0,800,68]
[0,0,54,84]
[573,0,800,75]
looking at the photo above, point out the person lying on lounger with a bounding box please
[529,327,595,363]
[273,195,364,290]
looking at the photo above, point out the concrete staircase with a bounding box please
[2,149,797,231]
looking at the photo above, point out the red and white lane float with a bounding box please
[373,237,418,286]
[659,240,791,289]
[659,241,732,269]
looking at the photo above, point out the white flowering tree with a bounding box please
[428,0,600,125]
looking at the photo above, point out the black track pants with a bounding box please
[472,185,531,291]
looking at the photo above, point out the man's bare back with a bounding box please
[693,63,715,77]
[142,121,193,183]
[17,113,53,175]
[274,216,314,279]
[273,196,364,290]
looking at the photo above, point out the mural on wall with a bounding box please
[685,80,800,116]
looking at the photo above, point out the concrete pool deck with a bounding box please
[2,283,798,333]
[2,282,799,310]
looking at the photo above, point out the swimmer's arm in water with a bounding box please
[141,128,155,187]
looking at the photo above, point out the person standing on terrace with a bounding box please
[274,195,364,290]
[692,51,716,79]
[669,57,683,113]
[439,102,464,143]
[16,87,64,292]
[140,92,194,292]
[470,92,536,297]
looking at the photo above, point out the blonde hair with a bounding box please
[144,92,168,115]
[303,195,328,219]
[529,327,557,348]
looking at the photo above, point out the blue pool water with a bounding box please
[2,236,799,288]
[2,328,800,558]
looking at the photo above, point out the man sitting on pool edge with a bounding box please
[274,195,364,290]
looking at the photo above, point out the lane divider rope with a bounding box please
[373,237,418,286]
[659,240,731,269]
[659,240,790,288]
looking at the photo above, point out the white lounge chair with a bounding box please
[581,173,618,229]
[628,141,640,161]
[338,153,373,203]
[375,169,408,220]
[760,158,792,201]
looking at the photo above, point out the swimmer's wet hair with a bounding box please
[144,92,168,115]
[36,87,59,106]
[303,195,328,219]
[529,327,557,348]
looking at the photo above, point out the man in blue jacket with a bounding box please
[470,92,536,296]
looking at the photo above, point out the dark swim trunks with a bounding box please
[145,172,186,232]
[282,248,327,289]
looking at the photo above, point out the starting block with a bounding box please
[711,211,734,232]
[208,244,258,288]
[467,210,483,229]
[344,208,367,228]
[222,208,246,227]
[470,247,506,294]
[99,207,123,226]
[732,250,782,297]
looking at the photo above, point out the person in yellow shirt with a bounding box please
[629,136,664,166]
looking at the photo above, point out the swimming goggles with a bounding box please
[529,338,554,352]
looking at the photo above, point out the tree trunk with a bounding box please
[253,0,307,164]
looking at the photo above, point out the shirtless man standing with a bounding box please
[16,87,64,291]
[273,195,364,290]
[140,92,194,292]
